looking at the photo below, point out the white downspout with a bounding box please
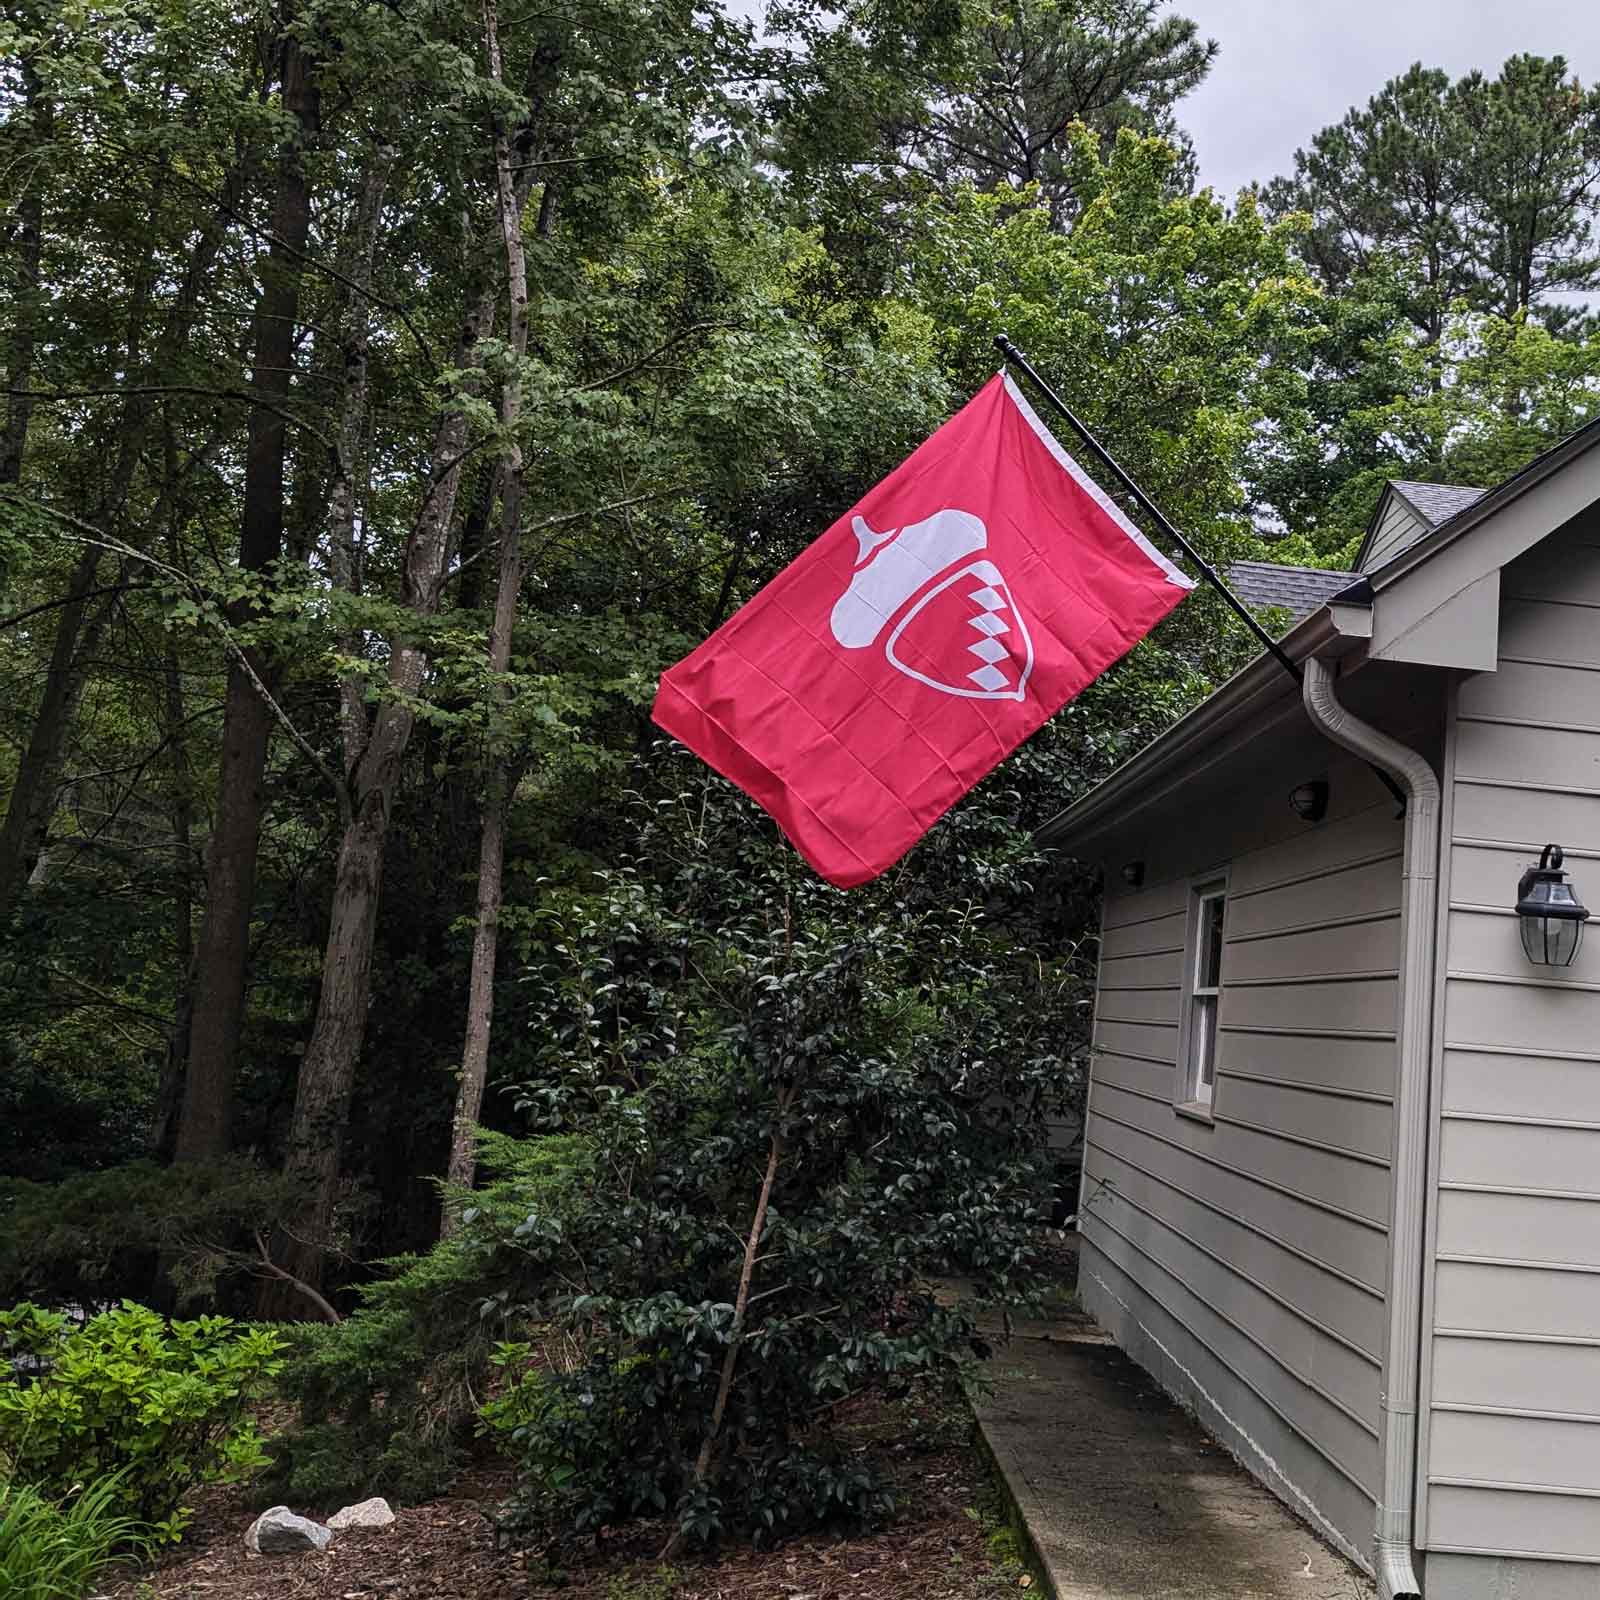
[1302,656,1437,1600]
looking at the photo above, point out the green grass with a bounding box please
[0,1476,156,1600]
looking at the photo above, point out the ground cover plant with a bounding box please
[0,1302,283,1539]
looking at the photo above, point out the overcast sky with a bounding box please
[1164,0,1600,200]
[728,1,1600,200]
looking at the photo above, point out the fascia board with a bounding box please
[1038,608,1347,851]
[1370,569,1500,672]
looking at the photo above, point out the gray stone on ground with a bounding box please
[244,1505,333,1554]
[328,1496,396,1532]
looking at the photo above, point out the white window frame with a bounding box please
[1177,876,1227,1117]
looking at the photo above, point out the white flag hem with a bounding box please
[1000,371,1197,591]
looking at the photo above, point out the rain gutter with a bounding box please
[1301,655,1436,1600]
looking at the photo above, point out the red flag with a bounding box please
[652,372,1194,887]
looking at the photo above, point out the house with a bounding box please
[1041,428,1600,1600]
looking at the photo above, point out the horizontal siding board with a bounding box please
[1092,1051,1175,1103]
[1506,537,1600,607]
[1080,1242,1377,1566]
[1082,1217,1382,1487]
[1429,1411,1600,1492]
[1220,1030,1397,1100]
[1459,656,1600,728]
[1094,1018,1178,1066]
[1427,1489,1600,1565]
[1444,1048,1600,1121]
[1102,880,1189,931]
[1085,1114,1389,1290]
[1092,1081,1390,1225]
[1098,948,1185,988]
[1225,915,1400,981]
[1446,905,1600,985]
[1436,1189,1600,1271]
[1226,856,1401,939]
[1089,1143,1385,1357]
[1099,911,1186,961]
[1440,1117,1600,1196]
[1086,1195,1381,1427]
[1097,986,1183,1027]
[1226,806,1404,899]
[1498,594,1600,671]
[1453,780,1600,855]
[1454,717,1600,794]
[1216,1075,1392,1162]
[1435,1262,1600,1339]
[1444,976,1600,1057]
[1434,1335,1600,1416]
[1221,976,1397,1036]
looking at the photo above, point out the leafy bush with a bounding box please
[263,1132,586,1507]
[0,1476,156,1600]
[0,1472,157,1600]
[472,764,1085,1555]
[0,1302,283,1538]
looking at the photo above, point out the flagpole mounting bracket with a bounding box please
[993,333,1408,816]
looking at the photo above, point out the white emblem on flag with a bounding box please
[828,510,1034,702]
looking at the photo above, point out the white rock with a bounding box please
[245,1506,333,1554]
[327,1497,396,1532]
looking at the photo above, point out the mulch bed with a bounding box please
[97,1395,1027,1600]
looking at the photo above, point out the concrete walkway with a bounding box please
[973,1310,1375,1599]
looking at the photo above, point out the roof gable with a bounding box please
[1354,479,1486,574]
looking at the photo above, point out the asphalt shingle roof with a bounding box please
[1226,560,1355,622]
[1390,480,1486,528]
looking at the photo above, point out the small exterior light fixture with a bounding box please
[1289,780,1329,823]
[1121,861,1145,888]
[1516,844,1589,967]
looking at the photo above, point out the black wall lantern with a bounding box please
[1516,844,1589,967]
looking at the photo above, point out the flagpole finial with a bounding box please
[994,332,1017,359]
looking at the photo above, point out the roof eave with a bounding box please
[1037,601,1368,853]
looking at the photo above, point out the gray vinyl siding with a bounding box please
[1079,754,1404,1571]
[1420,512,1600,1572]
[1361,491,1430,573]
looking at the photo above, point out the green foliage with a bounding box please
[0,1159,303,1312]
[468,763,1082,1553]
[264,1132,587,1506]
[0,1302,283,1538]
[0,1475,157,1600]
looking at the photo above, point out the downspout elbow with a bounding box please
[1302,656,1438,1600]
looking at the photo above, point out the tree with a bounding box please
[1266,55,1600,341]
[907,0,1215,223]
[1453,54,1600,329]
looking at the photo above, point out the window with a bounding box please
[1180,882,1227,1113]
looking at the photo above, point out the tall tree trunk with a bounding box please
[0,137,248,925]
[263,39,560,1304]
[0,58,49,496]
[177,27,321,1163]
[0,548,107,908]
[261,284,499,1310]
[443,0,534,1227]
[152,644,196,1160]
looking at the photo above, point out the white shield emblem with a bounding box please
[828,510,1032,702]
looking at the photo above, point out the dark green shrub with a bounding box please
[0,1302,283,1540]
[0,1476,157,1600]
[262,1132,586,1507]
[0,1158,303,1313]
[473,765,1082,1555]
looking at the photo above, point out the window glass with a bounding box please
[1183,885,1225,1110]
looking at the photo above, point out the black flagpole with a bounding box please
[993,332,1301,687]
[995,332,1411,815]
